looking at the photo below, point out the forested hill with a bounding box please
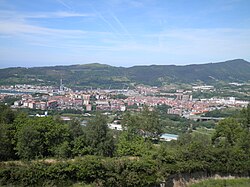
[0,59,249,88]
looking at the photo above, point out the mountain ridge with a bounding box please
[0,59,249,88]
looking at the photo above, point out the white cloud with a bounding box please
[144,28,250,54]
[56,0,72,10]
[0,20,87,36]
[0,10,94,19]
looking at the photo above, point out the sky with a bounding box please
[0,0,250,68]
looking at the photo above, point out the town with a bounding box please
[0,80,248,119]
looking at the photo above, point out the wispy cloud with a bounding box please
[96,10,120,36]
[141,28,250,57]
[88,4,134,43]
[0,20,87,36]
[56,0,72,10]
[110,12,133,41]
[0,9,100,41]
[25,11,93,19]
[1,16,250,56]
[0,10,94,19]
[109,0,145,8]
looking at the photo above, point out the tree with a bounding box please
[212,118,243,147]
[0,123,17,161]
[122,112,141,136]
[16,125,43,159]
[0,105,18,161]
[0,105,16,124]
[237,130,250,155]
[237,104,250,154]
[84,113,115,157]
[72,134,91,156]
[68,118,84,139]
[15,117,70,160]
[116,131,152,157]
[241,104,250,130]
[140,106,163,139]
[122,106,163,140]
[53,141,71,158]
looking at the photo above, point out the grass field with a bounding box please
[190,178,250,187]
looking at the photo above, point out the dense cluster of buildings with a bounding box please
[0,84,249,118]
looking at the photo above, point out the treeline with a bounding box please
[0,105,250,186]
[1,106,165,161]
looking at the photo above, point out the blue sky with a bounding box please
[0,0,250,68]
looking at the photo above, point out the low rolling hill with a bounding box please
[0,59,249,89]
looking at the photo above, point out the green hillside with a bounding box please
[127,59,250,85]
[0,59,249,88]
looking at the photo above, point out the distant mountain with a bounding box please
[0,59,249,89]
[126,59,250,85]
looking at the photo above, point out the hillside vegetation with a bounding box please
[0,105,250,186]
[0,59,249,88]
